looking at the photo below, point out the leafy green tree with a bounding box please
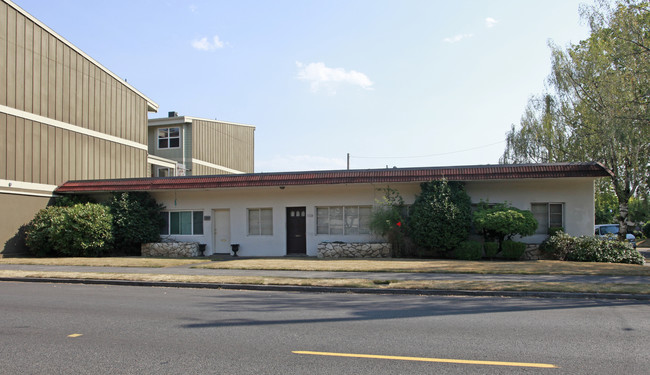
[501,0,650,239]
[595,179,618,224]
[408,180,472,254]
[473,203,538,251]
[108,192,165,255]
[628,194,650,223]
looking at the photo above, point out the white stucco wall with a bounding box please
[465,178,595,243]
[150,177,596,257]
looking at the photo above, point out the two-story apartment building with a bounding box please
[0,0,158,255]
[148,112,255,177]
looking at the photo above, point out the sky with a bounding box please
[15,0,593,172]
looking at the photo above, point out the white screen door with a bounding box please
[212,209,231,254]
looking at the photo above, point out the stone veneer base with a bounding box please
[317,242,391,258]
[142,242,200,257]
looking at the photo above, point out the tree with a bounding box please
[408,180,472,254]
[473,203,538,251]
[595,179,618,224]
[108,192,165,255]
[501,0,650,239]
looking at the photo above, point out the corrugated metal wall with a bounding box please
[0,1,150,184]
[191,119,254,173]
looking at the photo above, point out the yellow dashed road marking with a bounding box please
[67,334,83,338]
[293,351,558,368]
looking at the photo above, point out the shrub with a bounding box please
[484,242,499,258]
[501,240,526,260]
[541,232,645,265]
[408,180,472,254]
[453,240,483,260]
[539,231,576,260]
[369,187,407,257]
[25,203,113,257]
[566,237,645,265]
[52,194,95,207]
[548,226,564,237]
[24,206,63,257]
[107,192,165,255]
[473,203,537,249]
[643,222,650,238]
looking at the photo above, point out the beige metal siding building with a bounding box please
[148,113,254,176]
[0,0,158,255]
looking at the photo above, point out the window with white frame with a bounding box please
[316,206,371,235]
[158,127,180,149]
[248,208,273,235]
[531,203,564,234]
[160,211,203,235]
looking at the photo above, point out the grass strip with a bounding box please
[194,258,650,276]
[1,270,648,295]
[0,257,208,268]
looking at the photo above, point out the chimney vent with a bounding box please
[168,111,178,118]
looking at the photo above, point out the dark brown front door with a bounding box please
[286,207,306,255]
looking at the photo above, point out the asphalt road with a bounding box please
[1,282,649,374]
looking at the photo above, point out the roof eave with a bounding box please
[55,162,612,194]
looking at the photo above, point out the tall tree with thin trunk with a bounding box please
[502,0,650,238]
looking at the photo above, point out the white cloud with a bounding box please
[443,33,474,43]
[189,5,198,13]
[191,35,225,51]
[255,155,347,172]
[296,61,373,93]
[485,17,498,28]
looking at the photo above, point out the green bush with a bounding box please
[473,203,537,249]
[501,240,526,260]
[539,231,576,260]
[541,232,645,265]
[25,203,113,257]
[24,206,63,257]
[643,222,650,238]
[52,194,95,207]
[484,242,499,258]
[453,240,483,260]
[566,237,645,265]
[408,180,472,254]
[107,192,165,255]
[548,226,564,237]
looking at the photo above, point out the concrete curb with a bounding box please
[2,276,650,301]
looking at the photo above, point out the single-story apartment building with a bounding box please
[55,162,612,257]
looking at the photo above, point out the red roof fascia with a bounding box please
[55,162,612,193]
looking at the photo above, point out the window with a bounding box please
[156,167,173,177]
[159,211,203,235]
[531,203,564,234]
[158,127,180,149]
[248,208,273,235]
[316,206,371,235]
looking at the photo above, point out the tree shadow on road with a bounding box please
[179,291,648,329]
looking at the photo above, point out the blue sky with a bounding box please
[16,0,591,172]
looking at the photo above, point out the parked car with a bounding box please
[595,224,636,249]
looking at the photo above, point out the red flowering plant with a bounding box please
[369,187,407,257]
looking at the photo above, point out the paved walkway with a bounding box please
[1,263,649,285]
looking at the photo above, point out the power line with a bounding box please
[350,139,506,159]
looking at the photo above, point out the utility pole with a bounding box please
[347,153,350,170]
